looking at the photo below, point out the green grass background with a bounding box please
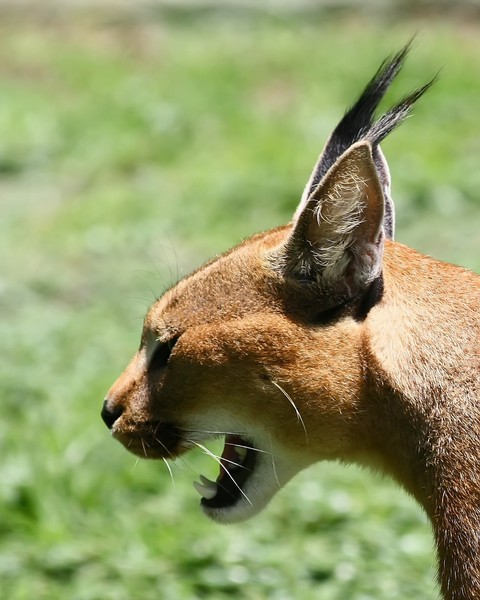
[2,5,480,599]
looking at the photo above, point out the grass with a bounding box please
[1,8,479,599]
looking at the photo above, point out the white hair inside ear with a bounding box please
[283,141,385,298]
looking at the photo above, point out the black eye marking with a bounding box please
[149,336,180,371]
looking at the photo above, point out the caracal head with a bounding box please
[102,49,432,524]
[103,142,384,524]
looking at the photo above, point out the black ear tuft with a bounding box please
[365,77,437,146]
[302,43,435,199]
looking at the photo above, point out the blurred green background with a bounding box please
[1,2,480,599]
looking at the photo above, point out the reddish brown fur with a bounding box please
[103,97,479,598]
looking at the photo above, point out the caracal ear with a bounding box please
[283,140,385,298]
[297,143,394,240]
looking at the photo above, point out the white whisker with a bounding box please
[268,434,281,488]
[177,428,271,456]
[271,380,309,443]
[154,436,176,461]
[187,441,246,471]
[224,441,270,455]
[162,457,175,488]
[190,441,252,506]
[177,427,243,437]
[217,456,246,470]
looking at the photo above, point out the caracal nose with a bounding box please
[101,398,124,430]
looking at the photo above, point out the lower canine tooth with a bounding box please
[193,476,217,500]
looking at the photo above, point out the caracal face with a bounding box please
[105,226,365,523]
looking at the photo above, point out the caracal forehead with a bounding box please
[144,226,290,336]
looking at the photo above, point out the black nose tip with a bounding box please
[101,399,123,429]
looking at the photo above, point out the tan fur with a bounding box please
[103,121,479,598]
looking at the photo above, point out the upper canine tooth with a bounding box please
[193,475,217,500]
[235,446,248,462]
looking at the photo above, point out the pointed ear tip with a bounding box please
[350,140,373,157]
[340,140,375,171]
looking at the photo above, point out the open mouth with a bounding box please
[192,435,257,509]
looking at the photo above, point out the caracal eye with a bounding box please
[149,336,179,371]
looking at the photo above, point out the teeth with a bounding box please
[235,446,248,463]
[193,475,217,500]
